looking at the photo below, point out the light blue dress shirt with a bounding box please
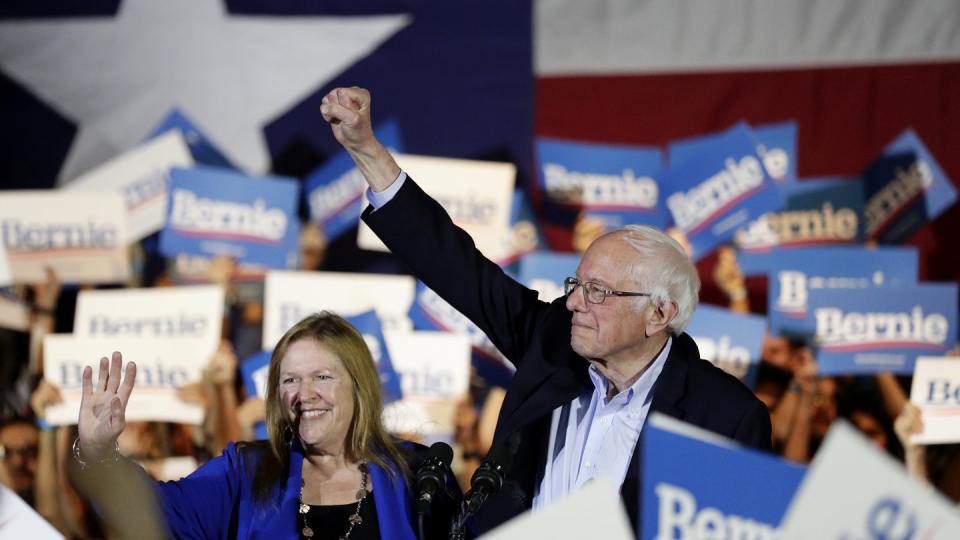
[532,337,672,509]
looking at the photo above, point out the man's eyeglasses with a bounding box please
[563,277,650,305]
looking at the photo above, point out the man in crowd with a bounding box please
[0,419,39,506]
[321,87,771,533]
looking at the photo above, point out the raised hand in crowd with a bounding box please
[203,340,242,451]
[77,352,136,462]
[894,403,928,483]
[235,397,265,442]
[713,245,749,313]
[571,213,605,253]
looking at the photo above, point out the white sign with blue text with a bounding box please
[381,330,470,436]
[662,123,783,261]
[43,335,206,425]
[768,246,918,337]
[263,270,415,350]
[909,357,960,444]
[0,191,130,284]
[780,421,960,539]
[640,414,806,540]
[686,304,766,388]
[160,166,300,268]
[808,284,957,375]
[73,285,225,360]
[357,154,515,262]
[407,280,514,387]
[63,130,193,242]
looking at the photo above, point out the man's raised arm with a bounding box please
[320,87,401,192]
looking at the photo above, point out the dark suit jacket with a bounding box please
[363,177,772,534]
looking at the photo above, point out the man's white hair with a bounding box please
[613,225,700,334]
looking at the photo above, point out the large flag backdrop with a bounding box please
[2,0,958,283]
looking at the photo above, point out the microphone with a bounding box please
[463,431,520,514]
[414,442,454,515]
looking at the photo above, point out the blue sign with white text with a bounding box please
[808,284,958,375]
[160,166,300,268]
[345,310,403,404]
[240,350,271,441]
[735,179,865,270]
[686,304,766,388]
[663,123,784,261]
[516,251,580,303]
[147,109,235,170]
[640,414,805,540]
[536,137,664,227]
[864,129,958,244]
[768,246,919,338]
[304,121,403,241]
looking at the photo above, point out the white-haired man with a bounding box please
[321,87,771,533]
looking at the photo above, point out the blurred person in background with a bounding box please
[0,418,39,505]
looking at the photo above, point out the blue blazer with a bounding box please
[156,440,420,540]
[363,177,772,534]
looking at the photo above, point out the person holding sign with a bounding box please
[321,87,772,533]
[73,312,456,540]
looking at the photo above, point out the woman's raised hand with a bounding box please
[77,351,137,460]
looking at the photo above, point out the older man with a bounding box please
[321,87,771,532]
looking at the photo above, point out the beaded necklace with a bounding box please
[299,462,369,539]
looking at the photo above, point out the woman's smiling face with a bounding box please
[278,338,355,454]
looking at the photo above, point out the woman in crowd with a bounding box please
[74,311,456,540]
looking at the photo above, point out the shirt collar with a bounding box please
[587,336,673,406]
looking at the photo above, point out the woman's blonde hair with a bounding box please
[253,311,407,503]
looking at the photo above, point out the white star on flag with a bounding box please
[0,0,410,183]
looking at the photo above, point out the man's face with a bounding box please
[0,423,39,494]
[565,234,654,364]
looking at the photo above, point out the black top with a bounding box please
[301,490,381,540]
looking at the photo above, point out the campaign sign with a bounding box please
[535,137,665,228]
[381,330,470,436]
[0,191,130,284]
[147,109,235,170]
[517,251,580,302]
[767,246,918,337]
[408,280,515,387]
[263,270,415,350]
[686,304,766,388]
[239,350,271,440]
[780,421,960,539]
[305,121,403,241]
[357,154,516,261]
[499,189,550,272]
[345,310,403,404]
[63,130,194,242]
[808,283,958,376]
[864,128,958,244]
[74,285,225,359]
[669,121,797,187]
[640,413,806,540]
[485,478,633,540]
[43,335,207,425]
[734,179,864,255]
[0,484,64,540]
[662,123,783,261]
[160,166,300,269]
[910,357,960,445]
[0,240,10,287]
